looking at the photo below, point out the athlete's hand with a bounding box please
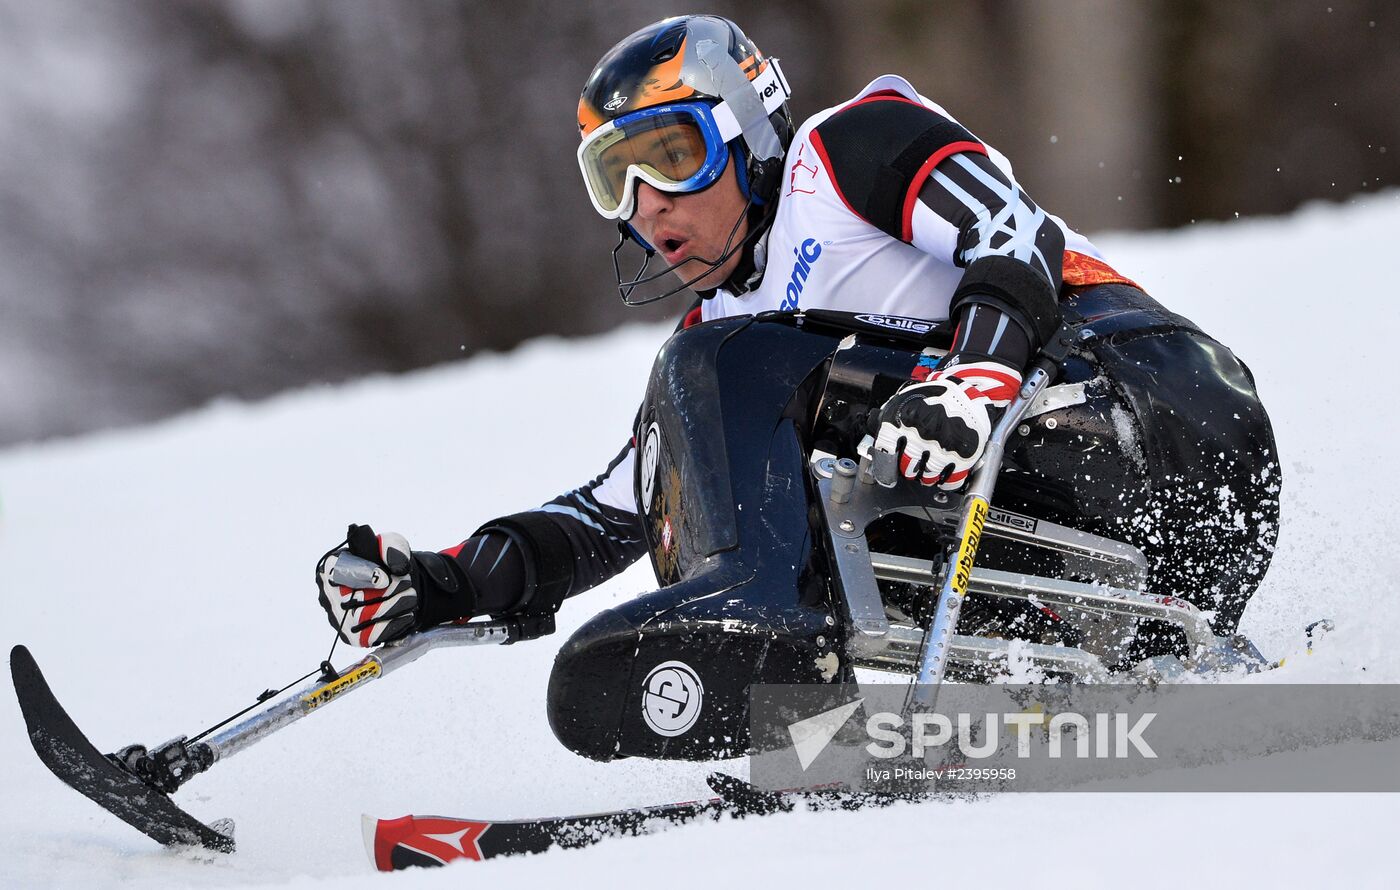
[315,524,422,647]
[862,361,1022,490]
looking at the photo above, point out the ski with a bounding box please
[366,793,722,870]
[9,645,235,852]
[365,772,905,871]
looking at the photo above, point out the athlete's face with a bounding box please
[629,162,749,292]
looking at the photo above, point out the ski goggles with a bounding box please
[577,102,735,221]
[578,60,790,221]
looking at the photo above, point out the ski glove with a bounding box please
[863,360,1023,490]
[314,525,423,647]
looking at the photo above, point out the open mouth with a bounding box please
[652,231,689,263]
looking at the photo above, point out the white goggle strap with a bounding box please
[699,49,790,161]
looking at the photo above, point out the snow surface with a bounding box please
[3,194,1399,888]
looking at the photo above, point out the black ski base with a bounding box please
[9,644,235,853]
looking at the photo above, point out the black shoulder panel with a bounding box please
[812,96,982,240]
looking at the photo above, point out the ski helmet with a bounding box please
[577,15,794,222]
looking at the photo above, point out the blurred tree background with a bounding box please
[1,0,1396,444]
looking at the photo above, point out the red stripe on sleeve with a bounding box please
[901,140,988,242]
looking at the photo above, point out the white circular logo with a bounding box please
[641,660,703,737]
[639,422,661,514]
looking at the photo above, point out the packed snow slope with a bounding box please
[3,194,1399,888]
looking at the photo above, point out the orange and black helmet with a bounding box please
[578,15,794,209]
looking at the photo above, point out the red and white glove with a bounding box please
[315,525,421,647]
[863,360,1022,490]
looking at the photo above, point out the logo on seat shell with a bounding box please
[641,660,704,737]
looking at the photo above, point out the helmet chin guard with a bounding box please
[610,180,762,307]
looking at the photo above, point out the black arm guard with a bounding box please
[950,255,1062,353]
[472,512,575,617]
[411,549,476,628]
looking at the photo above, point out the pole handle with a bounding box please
[906,325,1071,711]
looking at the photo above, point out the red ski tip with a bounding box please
[365,813,491,872]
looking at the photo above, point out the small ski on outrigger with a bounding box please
[11,644,237,852]
[365,771,923,871]
[9,606,560,854]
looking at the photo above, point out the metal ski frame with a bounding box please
[812,329,1270,712]
[199,617,548,765]
[15,611,552,846]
